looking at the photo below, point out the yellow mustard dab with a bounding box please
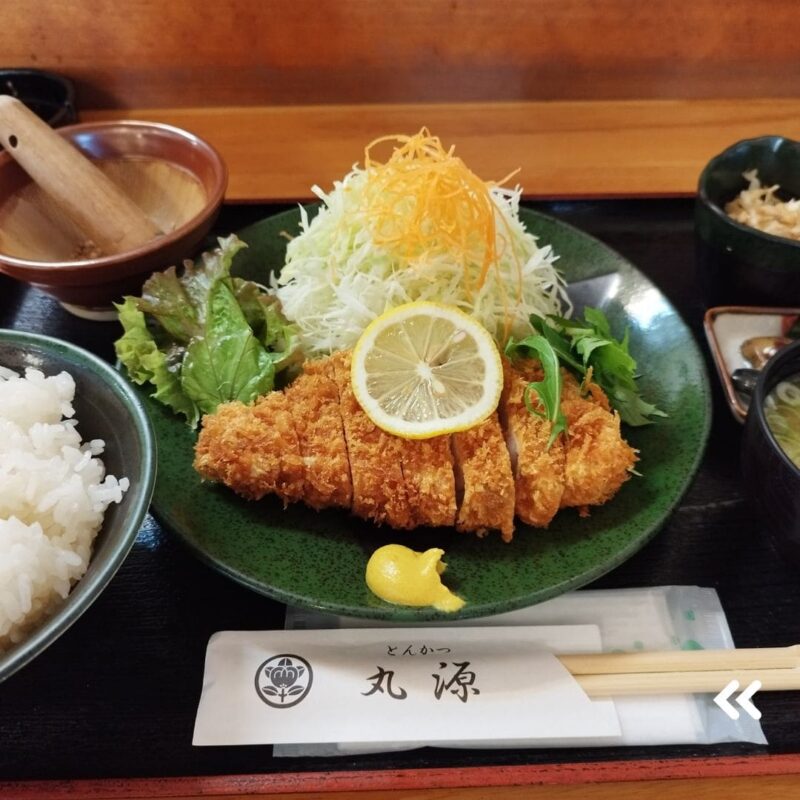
[365,544,465,612]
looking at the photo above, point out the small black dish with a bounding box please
[742,338,800,564]
[695,136,800,308]
[0,68,76,127]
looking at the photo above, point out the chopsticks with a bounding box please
[557,645,800,697]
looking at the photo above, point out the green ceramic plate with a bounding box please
[139,207,711,621]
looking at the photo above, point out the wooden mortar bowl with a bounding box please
[0,120,226,316]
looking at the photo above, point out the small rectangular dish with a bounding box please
[704,305,800,421]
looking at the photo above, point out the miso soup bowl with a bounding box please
[742,338,800,563]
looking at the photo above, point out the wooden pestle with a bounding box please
[0,96,161,256]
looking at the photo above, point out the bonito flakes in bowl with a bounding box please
[695,135,800,307]
[725,169,800,242]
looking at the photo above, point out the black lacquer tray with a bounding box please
[2,200,799,790]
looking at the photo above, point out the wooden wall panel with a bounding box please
[2,0,800,109]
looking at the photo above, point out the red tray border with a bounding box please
[3,753,800,798]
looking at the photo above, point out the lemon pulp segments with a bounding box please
[351,302,502,439]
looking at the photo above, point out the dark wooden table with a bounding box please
[2,200,799,793]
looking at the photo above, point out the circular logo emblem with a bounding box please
[254,654,313,708]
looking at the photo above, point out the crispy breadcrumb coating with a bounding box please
[501,360,565,527]
[452,413,515,541]
[194,351,637,538]
[400,435,457,528]
[560,372,637,509]
[329,351,414,529]
[194,392,304,505]
[285,365,352,509]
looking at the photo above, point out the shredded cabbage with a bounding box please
[273,161,570,357]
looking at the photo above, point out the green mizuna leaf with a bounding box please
[504,334,568,448]
[530,314,584,373]
[538,307,666,426]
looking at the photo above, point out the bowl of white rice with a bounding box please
[0,329,155,682]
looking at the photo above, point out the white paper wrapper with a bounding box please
[275,585,766,756]
[193,625,621,746]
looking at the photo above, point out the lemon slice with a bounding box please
[351,302,502,439]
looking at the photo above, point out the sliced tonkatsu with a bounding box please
[194,391,305,504]
[285,360,352,510]
[400,435,457,529]
[500,359,565,528]
[194,350,636,538]
[559,371,637,510]
[328,351,414,529]
[451,413,516,542]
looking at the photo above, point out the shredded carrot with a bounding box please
[361,129,521,299]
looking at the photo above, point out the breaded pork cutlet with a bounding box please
[284,363,352,510]
[451,413,515,541]
[500,360,566,527]
[328,351,414,529]
[559,371,637,511]
[194,351,637,536]
[194,391,304,504]
[401,436,457,528]
[315,354,455,528]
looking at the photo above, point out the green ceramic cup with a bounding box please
[0,330,156,682]
[695,135,800,308]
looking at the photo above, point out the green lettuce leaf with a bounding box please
[136,235,247,344]
[183,234,246,310]
[180,278,276,414]
[114,297,200,426]
[136,266,201,344]
[116,234,303,425]
[233,279,303,372]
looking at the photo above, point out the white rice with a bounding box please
[0,366,129,649]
